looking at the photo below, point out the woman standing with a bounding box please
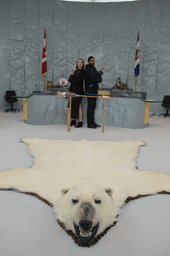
[68,59,85,128]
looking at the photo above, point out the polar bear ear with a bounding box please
[60,188,70,195]
[105,188,114,197]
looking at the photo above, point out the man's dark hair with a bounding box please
[88,56,95,62]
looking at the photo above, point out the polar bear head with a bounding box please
[57,183,117,246]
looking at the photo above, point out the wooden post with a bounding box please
[67,97,72,132]
[102,98,106,133]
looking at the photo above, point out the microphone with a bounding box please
[35,84,39,91]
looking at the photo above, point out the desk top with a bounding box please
[145,100,162,103]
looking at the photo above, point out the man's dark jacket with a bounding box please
[85,64,103,95]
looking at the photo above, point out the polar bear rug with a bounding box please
[0,138,170,247]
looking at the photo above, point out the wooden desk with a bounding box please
[144,100,162,124]
[23,98,28,121]
[144,102,150,125]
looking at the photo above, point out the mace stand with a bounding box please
[102,98,106,133]
[58,92,110,133]
[67,97,72,132]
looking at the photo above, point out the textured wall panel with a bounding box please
[9,0,25,94]
[67,2,81,77]
[142,0,160,99]
[53,1,68,84]
[156,0,170,99]
[25,0,40,93]
[129,0,146,90]
[0,0,10,110]
[102,3,116,88]
[0,0,170,115]
[40,0,54,88]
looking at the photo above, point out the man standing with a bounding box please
[85,56,104,128]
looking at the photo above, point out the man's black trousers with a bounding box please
[87,97,97,125]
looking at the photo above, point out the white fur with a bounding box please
[57,183,116,235]
[0,139,170,241]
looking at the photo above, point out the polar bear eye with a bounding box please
[72,199,79,204]
[94,199,101,204]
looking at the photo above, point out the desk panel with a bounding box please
[25,94,145,129]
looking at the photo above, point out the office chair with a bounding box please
[5,90,20,113]
[159,95,170,117]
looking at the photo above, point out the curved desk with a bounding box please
[23,92,147,129]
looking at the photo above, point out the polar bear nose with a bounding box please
[79,220,92,230]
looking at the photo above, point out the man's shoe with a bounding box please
[87,124,97,129]
[93,122,101,127]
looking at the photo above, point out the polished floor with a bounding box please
[0,112,170,256]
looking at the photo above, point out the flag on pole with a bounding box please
[42,28,47,76]
[134,30,140,78]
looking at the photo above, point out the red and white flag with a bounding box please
[42,28,47,76]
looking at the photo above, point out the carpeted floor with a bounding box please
[0,112,170,256]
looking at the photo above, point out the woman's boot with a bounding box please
[71,120,76,126]
[75,122,83,128]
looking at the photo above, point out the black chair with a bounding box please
[159,95,170,117]
[5,90,20,113]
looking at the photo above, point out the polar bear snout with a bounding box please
[74,202,99,245]
[79,202,95,221]
[79,220,92,230]
[74,220,99,245]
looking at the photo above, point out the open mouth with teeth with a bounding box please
[74,221,99,245]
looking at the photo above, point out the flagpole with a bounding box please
[43,74,47,91]
[42,28,47,91]
[134,77,137,92]
[134,30,140,92]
